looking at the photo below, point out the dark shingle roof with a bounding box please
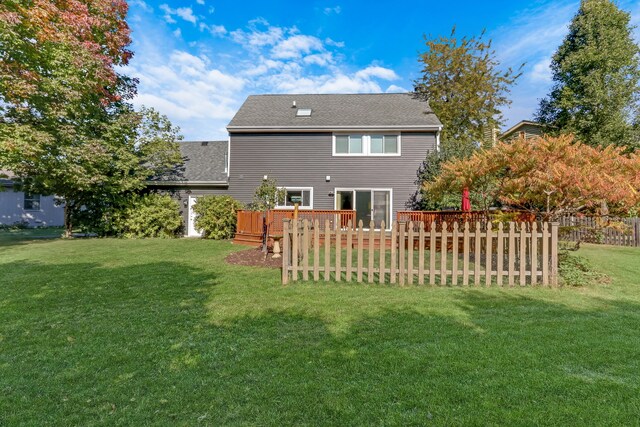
[0,169,14,187]
[150,141,228,184]
[227,93,442,130]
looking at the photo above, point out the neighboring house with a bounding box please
[0,170,64,227]
[500,120,544,142]
[150,93,442,235]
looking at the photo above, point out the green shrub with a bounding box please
[558,251,608,287]
[112,194,183,238]
[193,195,244,239]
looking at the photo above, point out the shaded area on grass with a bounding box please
[1,243,639,425]
[0,227,64,247]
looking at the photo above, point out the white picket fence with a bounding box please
[282,219,559,286]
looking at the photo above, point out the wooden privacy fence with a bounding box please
[560,216,640,247]
[282,219,559,287]
[397,210,537,230]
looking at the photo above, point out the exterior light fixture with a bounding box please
[326,175,331,182]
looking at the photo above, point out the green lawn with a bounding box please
[1,231,639,426]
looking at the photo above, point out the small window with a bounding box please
[334,135,364,155]
[24,193,41,211]
[296,108,312,117]
[223,152,228,173]
[277,187,313,209]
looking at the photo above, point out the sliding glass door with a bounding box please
[336,189,391,229]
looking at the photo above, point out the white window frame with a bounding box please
[332,134,367,156]
[23,193,41,211]
[276,187,314,210]
[334,187,393,230]
[332,133,401,157]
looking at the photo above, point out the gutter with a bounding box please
[227,125,443,132]
[146,180,229,187]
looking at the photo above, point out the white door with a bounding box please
[187,196,202,237]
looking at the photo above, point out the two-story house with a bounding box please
[150,93,442,236]
[226,93,441,227]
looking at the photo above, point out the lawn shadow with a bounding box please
[1,258,639,426]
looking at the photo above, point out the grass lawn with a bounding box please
[1,231,639,425]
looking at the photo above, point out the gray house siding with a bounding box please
[227,131,437,219]
[0,189,64,227]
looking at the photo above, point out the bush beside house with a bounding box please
[110,194,183,238]
[193,195,244,239]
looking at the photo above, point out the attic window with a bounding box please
[296,108,312,117]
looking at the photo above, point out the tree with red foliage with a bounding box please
[0,1,181,235]
[423,134,640,220]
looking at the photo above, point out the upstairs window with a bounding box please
[24,193,41,211]
[370,135,399,154]
[335,135,364,155]
[333,134,400,156]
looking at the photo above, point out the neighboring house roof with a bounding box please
[500,120,543,141]
[0,169,14,187]
[227,93,443,132]
[149,140,228,186]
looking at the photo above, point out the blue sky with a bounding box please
[125,0,640,140]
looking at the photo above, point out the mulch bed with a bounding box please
[225,247,282,269]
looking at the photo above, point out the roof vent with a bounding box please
[296,108,312,117]
[292,100,296,108]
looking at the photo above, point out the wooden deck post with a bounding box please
[282,219,290,285]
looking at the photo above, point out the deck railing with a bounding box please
[397,210,537,230]
[235,209,357,237]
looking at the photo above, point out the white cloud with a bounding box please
[323,6,342,15]
[529,57,552,83]
[208,6,215,14]
[129,0,152,12]
[325,38,345,48]
[172,28,182,38]
[272,35,324,59]
[199,22,227,36]
[159,4,197,24]
[355,66,398,81]
[196,0,205,4]
[128,17,403,139]
[386,84,409,93]
[231,19,285,48]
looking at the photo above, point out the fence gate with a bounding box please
[282,219,559,287]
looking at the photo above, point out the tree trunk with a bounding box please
[64,203,73,238]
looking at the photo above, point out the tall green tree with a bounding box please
[536,0,640,150]
[0,1,181,235]
[414,28,522,145]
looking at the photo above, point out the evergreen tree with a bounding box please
[536,0,640,150]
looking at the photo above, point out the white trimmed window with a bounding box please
[277,187,313,209]
[334,135,364,155]
[333,134,400,156]
[23,193,41,211]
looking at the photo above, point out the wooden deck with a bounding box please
[234,209,537,247]
[234,209,356,246]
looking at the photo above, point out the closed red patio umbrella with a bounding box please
[461,187,471,212]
